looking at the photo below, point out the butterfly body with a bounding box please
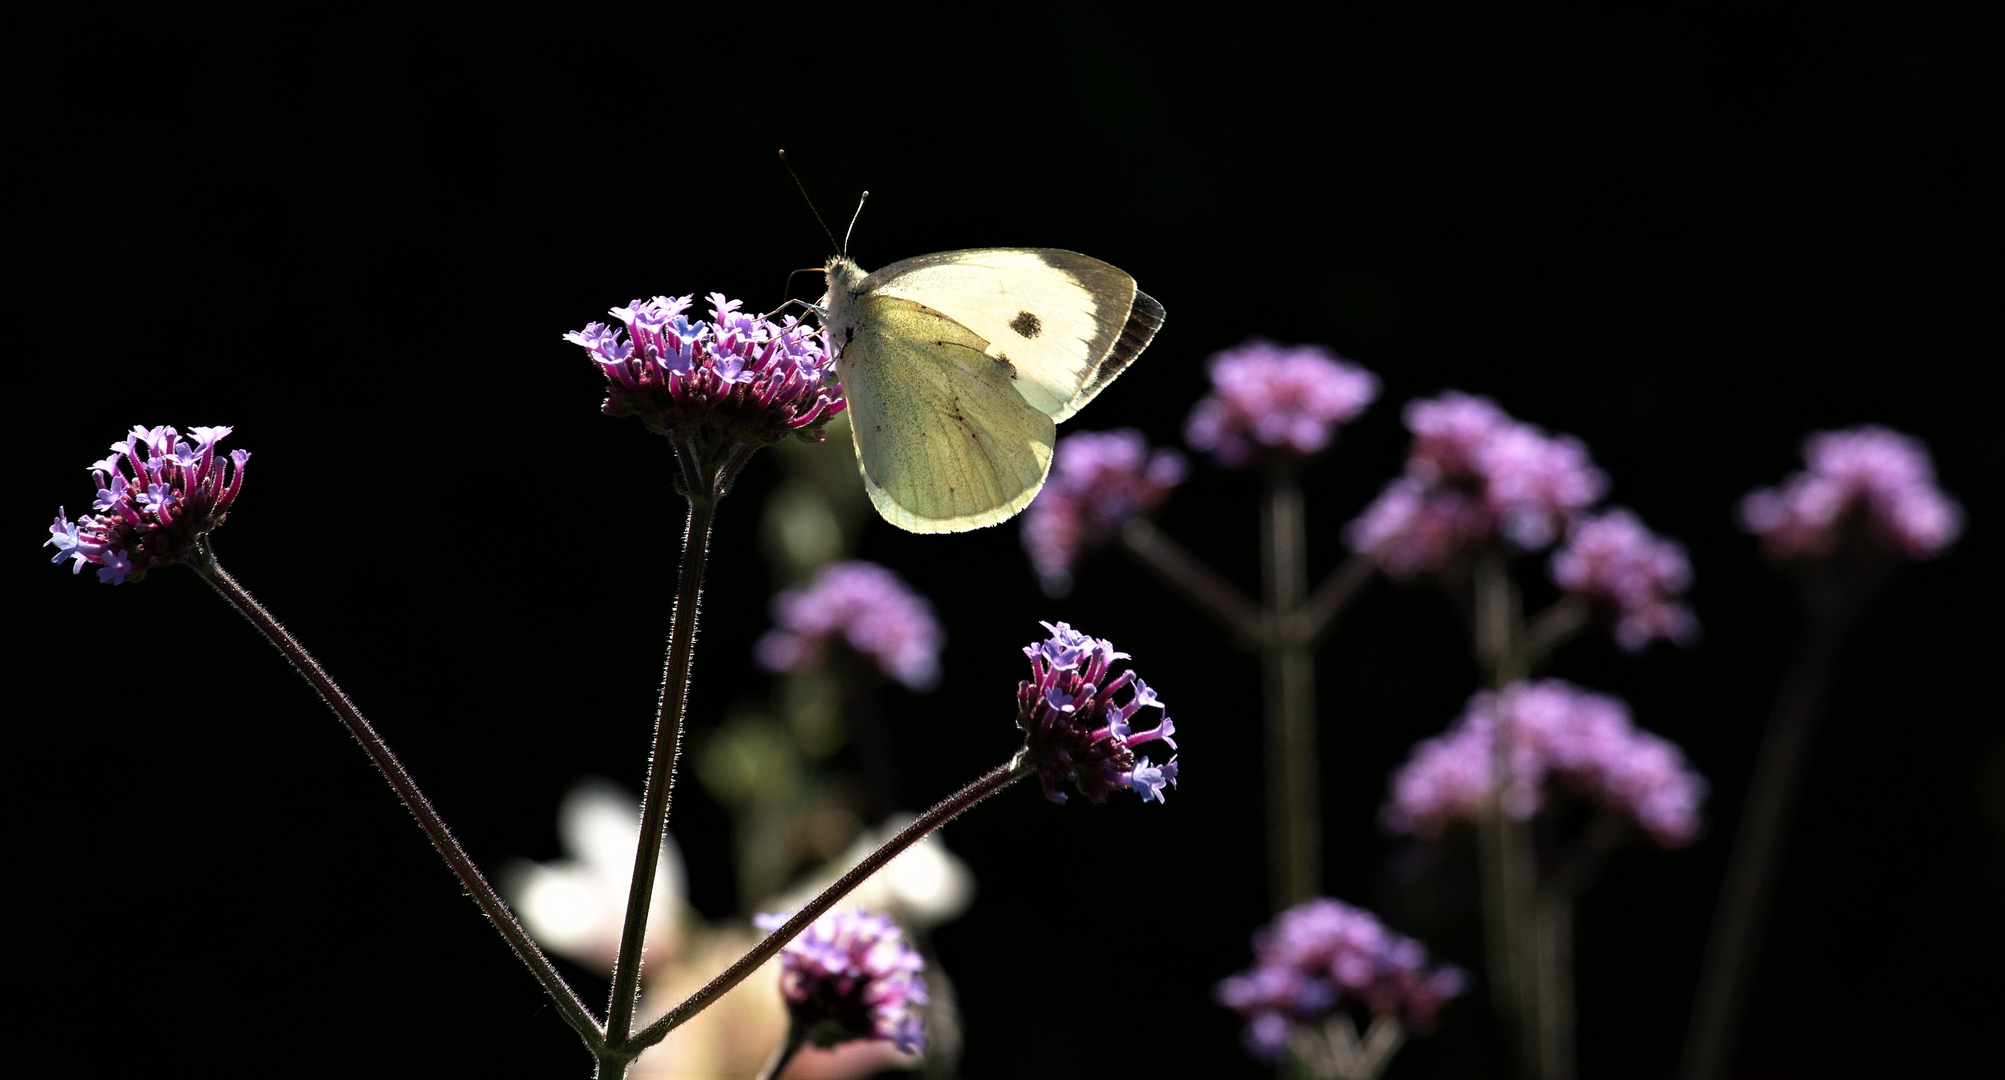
[818,248,1164,533]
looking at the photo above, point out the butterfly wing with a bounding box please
[839,292,1058,533]
[861,248,1164,422]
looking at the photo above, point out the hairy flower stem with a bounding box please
[1679,595,1852,1080]
[612,761,1029,1062]
[194,551,604,1052]
[605,472,721,1048]
[1263,470,1319,907]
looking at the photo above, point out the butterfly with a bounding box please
[816,248,1164,533]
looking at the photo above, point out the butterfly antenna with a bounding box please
[778,150,840,254]
[842,190,870,256]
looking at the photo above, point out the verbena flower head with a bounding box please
[756,561,944,691]
[1216,897,1465,1062]
[564,293,844,451]
[1550,508,1698,651]
[1184,341,1380,468]
[752,908,928,1054]
[1347,392,1608,573]
[1015,621,1178,804]
[1739,425,1962,561]
[1384,679,1705,847]
[1020,429,1187,593]
[44,425,249,585]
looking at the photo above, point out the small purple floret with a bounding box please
[43,425,249,585]
[753,908,928,1054]
[1216,897,1465,1062]
[1014,621,1179,805]
[755,561,945,691]
[1020,429,1186,594]
[1184,341,1380,468]
[1739,425,1962,561]
[564,293,844,450]
[1383,679,1706,847]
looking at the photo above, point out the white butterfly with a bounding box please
[816,248,1164,533]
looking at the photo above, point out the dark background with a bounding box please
[10,3,2001,1077]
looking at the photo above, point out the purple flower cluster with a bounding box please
[756,561,944,691]
[1384,680,1705,847]
[45,425,249,585]
[753,908,928,1054]
[1216,897,1465,1061]
[1346,393,1608,574]
[1184,341,1380,468]
[1739,425,1962,562]
[1020,429,1187,592]
[1015,622,1178,805]
[1550,509,1698,651]
[564,293,844,449]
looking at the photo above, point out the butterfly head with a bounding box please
[818,255,870,364]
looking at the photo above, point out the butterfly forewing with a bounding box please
[864,249,1162,422]
[839,294,1057,533]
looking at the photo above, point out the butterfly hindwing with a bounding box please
[839,293,1057,533]
[862,249,1164,423]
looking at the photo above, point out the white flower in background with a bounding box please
[776,814,976,932]
[504,778,686,972]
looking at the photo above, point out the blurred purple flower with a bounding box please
[1550,508,1698,651]
[753,908,928,1054]
[1184,341,1379,468]
[44,425,249,585]
[1015,621,1178,805]
[564,293,844,449]
[1347,393,1608,573]
[1384,679,1705,848]
[1739,425,1962,561]
[1216,897,1465,1062]
[756,561,944,691]
[1020,429,1186,594]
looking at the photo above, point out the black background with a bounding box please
[11,3,2002,1078]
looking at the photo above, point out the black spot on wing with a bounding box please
[1010,310,1043,338]
[1080,288,1165,397]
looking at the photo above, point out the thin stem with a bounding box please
[756,1025,808,1080]
[617,760,1029,1058]
[194,555,604,1051]
[1300,553,1375,644]
[1679,605,1848,1080]
[1119,517,1265,643]
[606,487,718,1044]
[1262,471,1318,908]
[1531,885,1575,1080]
[1472,552,1537,1079]
[1522,595,1590,668]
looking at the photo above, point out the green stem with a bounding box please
[195,553,604,1052]
[1262,469,1318,908]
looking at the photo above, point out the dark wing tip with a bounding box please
[1081,288,1164,399]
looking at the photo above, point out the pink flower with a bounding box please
[756,562,944,691]
[1550,508,1698,651]
[1020,429,1186,593]
[1740,425,1962,561]
[1184,341,1379,468]
[753,909,927,1054]
[1384,680,1706,848]
[1216,897,1464,1062]
[1347,392,1608,573]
